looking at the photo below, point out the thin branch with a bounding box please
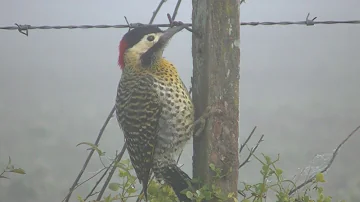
[84,159,116,201]
[149,0,167,24]
[171,0,182,21]
[99,155,108,168]
[149,1,165,26]
[239,134,264,169]
[74,167,108,191]
[96,145,127,201]
[0,170,7,179]
[289,124,360,196]
[239,126,257,154]
[63,105,116,202]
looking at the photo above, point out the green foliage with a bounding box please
[77,158,178,202]
[78,153,345,202]
[181,163,237,202]
[73,142,344,202]
[237,153,344,202]
[0,156,26,179]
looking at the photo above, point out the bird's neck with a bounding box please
[123,58,180,79]
[151,58,180,77]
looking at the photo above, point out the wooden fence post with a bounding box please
[192,0,240,201]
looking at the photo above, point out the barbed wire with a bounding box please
[1,13,360,36]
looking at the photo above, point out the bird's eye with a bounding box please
[147,35,155,41]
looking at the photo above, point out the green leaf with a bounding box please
[264,155,272,164]
[147,183,158,195]
[261,165,269,175]
[77,195,85,202]
[195,190,203,198]
[128,175,137,184]
[315,173,325,183]
[76,142,104,156]
[275,168,283,175]
[121,159,130,166]
[104,194,112,202]
[227,192,235,198]
[108,182,121,191]
[127,187,137,194]
[209,163,216,171]
[10,168,26,174]
[118,170,127,177]
[185,191,193,199]
[324,196,332,202]
[204,190,212,200]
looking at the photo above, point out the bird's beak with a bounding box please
[159,24,187,43]
[141,24,188,66]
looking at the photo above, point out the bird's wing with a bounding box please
[118,74,161,196]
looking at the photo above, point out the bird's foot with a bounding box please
[190,104,224,138]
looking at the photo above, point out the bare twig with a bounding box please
[74,167,108,191]
[149,0,167,24]
[63,106,116,202]
[289,125,360,196]
[239,134,264,169]
[239,126,257,154]
[96,145,127,201]
[171,0,182,21]
[0,170,8,179]
[99,155,108,168]
[84,159,116,201]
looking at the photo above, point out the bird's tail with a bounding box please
[160,164,193,202]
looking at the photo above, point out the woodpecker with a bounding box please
[115,24,194,202]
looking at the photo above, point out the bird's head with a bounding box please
[118,24,187,70]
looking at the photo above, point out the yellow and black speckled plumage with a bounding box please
[115,25,194,202]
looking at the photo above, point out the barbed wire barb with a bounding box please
[305,12,317,26]
[14,23,29,36]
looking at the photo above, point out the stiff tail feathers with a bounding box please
[162,164,193,202]
[141,178,150,201]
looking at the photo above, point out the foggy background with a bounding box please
[1,0,360,201]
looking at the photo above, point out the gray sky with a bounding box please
[1,0,360,201]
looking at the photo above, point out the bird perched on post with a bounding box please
[115,24,194,202]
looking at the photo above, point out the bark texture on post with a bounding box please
[192,0,240,200]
